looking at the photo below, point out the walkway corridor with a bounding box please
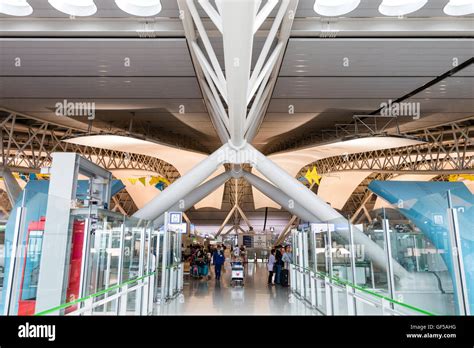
[154,263,320,315]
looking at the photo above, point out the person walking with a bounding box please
[274,245,283,284]
[282,245,293,269]
[267,249,276,285]
[212,245,225,281]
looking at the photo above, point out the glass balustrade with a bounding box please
[288,184,472,316]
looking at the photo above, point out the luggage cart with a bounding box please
[231,261,244,287]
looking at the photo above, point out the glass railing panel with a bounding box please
[358,213,390,298]
[2,188,76,315]
[326,217,354,284]
[383,190,456,315]
[448,186,473,314]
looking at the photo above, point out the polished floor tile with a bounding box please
[154,263,321,316]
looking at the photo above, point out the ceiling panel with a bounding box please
[281,39,474,77]
[0,39,195,76]
[273,76,433,98]
[0,76,201,98]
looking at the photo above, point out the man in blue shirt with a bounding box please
[212,245,225,281]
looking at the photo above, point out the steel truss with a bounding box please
[298,119,474,176]
[0,111,181,181]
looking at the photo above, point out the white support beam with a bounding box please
[198,0,223,33]
[186,0,227,98]
[202,83,230,143]
[247,41,283,104]
[215,205,237,237]
[220,0,258,147]
[236,204,253,230]
[245,0,299,143]
[242,171,320,223]
[254,0,279,34]
[153,171,231,227]
[275,215,298,246]
[248,0,289,97]
[133,143,228,221]
[191,41,228,104]
[222,225,235,236]
[247,143,410,279]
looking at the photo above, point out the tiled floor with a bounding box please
[154,263,320,315]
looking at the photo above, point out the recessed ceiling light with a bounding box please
[48,0,97,16]
[314,0,360,16]
[115,0,162,17]
[0,0,33,16]
[444,0,474,16]
[378,0,428,16]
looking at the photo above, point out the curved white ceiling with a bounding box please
[64,135,226,210]
[111,169,161,209]
[253,136,423,209]
[318,171,372,210]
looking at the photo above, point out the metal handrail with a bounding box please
[291,263,436,316]
[35,271,156,316]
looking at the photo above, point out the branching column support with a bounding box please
[220,0,258,147]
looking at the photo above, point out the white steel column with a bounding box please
[133,143,228,221]
[247,143,409,279]
[220,0,258,146]
[242,171,320,223]
[153,171,231,227]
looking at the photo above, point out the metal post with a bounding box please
[118,284,128,315]
[3,204,27,315]
[115,218,125,315]
[348,222,358,315]
[310,271,317,308]
[136,223,146,314]
[447,190,470,315]
[324,276,332,315]
[161,215,169,303]
[78,215,91,310]
[104,217,112,298]
[382,208,396,310]
[346,284,355,315]
[327,223,335,315]
[297,232,304,297]
[302,231,310,301]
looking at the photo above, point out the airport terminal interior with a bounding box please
[0,0,473,317]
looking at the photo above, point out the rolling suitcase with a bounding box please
[200,264,209,276]
[281,269,289,287]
